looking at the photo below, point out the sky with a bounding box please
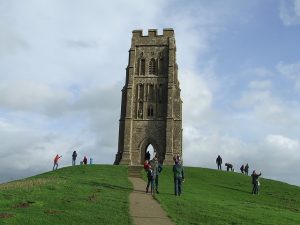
[0,0,300,186]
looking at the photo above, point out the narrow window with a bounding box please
[149,58,157,75]
[140,59,145,75]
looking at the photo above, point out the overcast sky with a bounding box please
[1,0,300,186]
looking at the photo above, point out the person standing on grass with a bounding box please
[240,164,245,174]
[244,163,249,175]
[53,154,62,171]
[173,159,184,196]
[251,170,262,195]
[216,155,222,170]
[83,156,88,165]
[72,151,77,166]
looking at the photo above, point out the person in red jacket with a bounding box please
[53,154,62,171]
[83,156,88,165]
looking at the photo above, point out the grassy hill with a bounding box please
[0,165,132,225]
[0,165,299,225]
[153,166,300,225]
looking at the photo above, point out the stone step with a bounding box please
[128,165,144,178]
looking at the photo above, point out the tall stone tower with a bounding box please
[114,28,182,165]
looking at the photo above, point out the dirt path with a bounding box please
[129,177,175,225]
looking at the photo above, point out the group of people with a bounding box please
[143,152,184,197]
[52,151,93,171]
[216,155,262,195]
[240,163,249,175]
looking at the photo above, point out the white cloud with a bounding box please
[279,0,300,26]
[277,61,300,92]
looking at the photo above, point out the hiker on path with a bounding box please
[146,163,155,195]
[251,170,262,195]
[53,154,62,171]
[240,164,245,174]
[72,151,77,166]
[225,163,233,171]
[83,156,88,165]
[244,163,249,175]
[173,160,184,196]
[216,155,222,170]
[150,155,163,194]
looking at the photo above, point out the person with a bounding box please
[150,155,163,194]
[251,170,262,195]
[72,151,77,166]
[225,163,233,171]
[90,157,93,165]
[173,160,184,196]
[216,155,222,170]
[53,154,62,171]
[83,156,88,165]
[145,151,150,161]
[146,164,154,195]
[240,164,245,174]
[244,163,249,175]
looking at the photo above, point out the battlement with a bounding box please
[132,28,174,38]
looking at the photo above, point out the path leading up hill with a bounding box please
[129,166,175,225]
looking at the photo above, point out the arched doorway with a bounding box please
[145,144,155,161]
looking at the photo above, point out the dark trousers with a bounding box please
[146,177,154,193]
[72,158,76,166]
[174,177,182,196]
[217,164,222,170]
[53,162,58,171]
[252,182,259,194]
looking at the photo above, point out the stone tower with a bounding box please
[114,28,182,165]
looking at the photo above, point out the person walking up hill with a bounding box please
[53,154,62,171]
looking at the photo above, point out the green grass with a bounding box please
[152,166,300,225]
[0,165,132,225]
[1,165,299,225]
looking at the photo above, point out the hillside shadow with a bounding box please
[215,184,249,194]
[98,183,133,192]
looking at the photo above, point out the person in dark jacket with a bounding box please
[244,163,249,175]
[240,164,245,174]
[216,155,222,170]
[251,170,262,195]
[225,163,233,171]
[72,151,77,166]
[173,160,184,196]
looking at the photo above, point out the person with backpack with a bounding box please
[72,151,77,166]
[53,154,62,171]
[173,159,184,196]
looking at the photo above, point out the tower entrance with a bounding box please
[114,28,182,165]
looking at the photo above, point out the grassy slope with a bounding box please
[154,166,300,225]
[0,165,132,225]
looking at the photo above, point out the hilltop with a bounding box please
[0,165,299,225]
